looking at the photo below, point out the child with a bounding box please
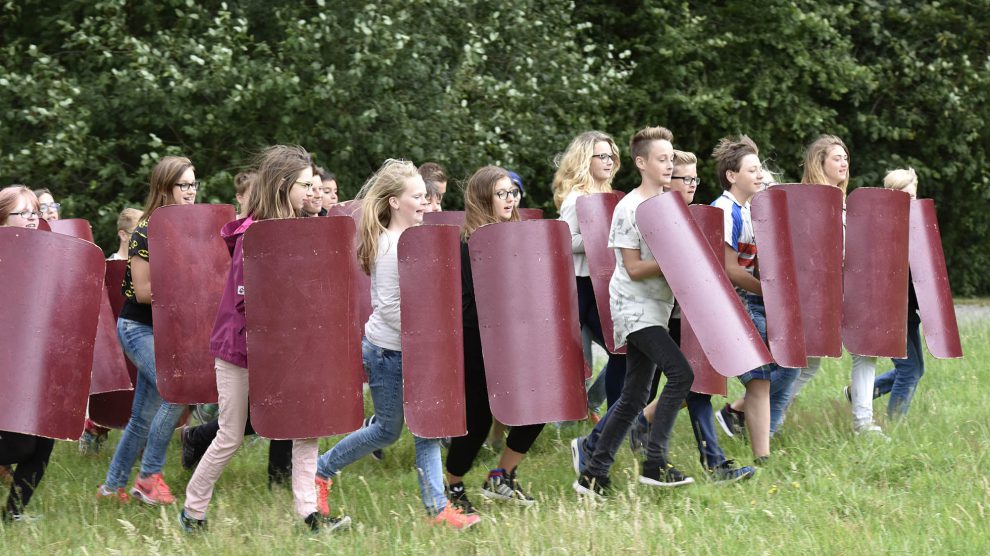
[573,126,695,498]
[233,171,255,219]
[444,165,544,512]
[312,159,479,530]
[33,188,59,221]
[180,145,351,533]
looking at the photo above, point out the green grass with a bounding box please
[3,318,989,555]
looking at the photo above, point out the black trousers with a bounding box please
[445,327,545,477]
[0,431,55,516]
[185,412,292,484]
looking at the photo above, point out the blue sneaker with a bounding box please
[570,436,590,476]
[710,460,756,483]
[178,509,207,533]
[628,414,649,455]
[363,416,384,461]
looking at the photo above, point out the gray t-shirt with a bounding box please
[607,188,674,347]
[558,191,589,277]
[364,229,402,351]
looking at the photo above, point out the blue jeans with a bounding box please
[576,277,626,408]
[316,337,446,514]
[738,295,800,434]
[874,318,925,418]
[104,318,184,488]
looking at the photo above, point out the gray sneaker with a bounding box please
[480,469,535,506]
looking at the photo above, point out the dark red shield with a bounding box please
[637,193,772,376]
[518,208,544,220]
[751,190,808,369]
[842,188,910,357]
[244,217,364,439]
[148,204,234,403]
[423,211,466,227]
[468,221,587,425]
[329,200,372,376]
[87,260,137,428]
[682,205,728,396]
[0,228,105,439]
[327,199,360,218]
[773,184,844,357]
[909,199,962,358]
[575,193,625,354]
[398,225,466,438]
[48,218,131,394]
[36,219,51,232]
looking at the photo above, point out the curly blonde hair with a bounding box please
[551,131,620,209]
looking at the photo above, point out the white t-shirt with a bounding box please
[607,188,674,347]
[364,229,403,351]
[558,191,589,277]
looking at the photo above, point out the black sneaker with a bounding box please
[639,461,694,487]
[177,509,208,534]
[305,512,352,533]
[446,482,478,515]
[715,404,745,438]
[709,460,756,483]
[481,469,535,506]
[180,426,201,470]
[573,473,611,499]
[363,416,384,461]
[628,414,650,455]
[570,436,589,476]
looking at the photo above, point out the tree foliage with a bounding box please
[2,0,988,294]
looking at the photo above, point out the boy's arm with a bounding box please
[724,244,762,295]
[620,248,662,281]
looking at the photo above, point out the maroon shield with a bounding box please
[87,260,137,428]
[327,199,360,218]
[909,199,962,358]
[575,193,625,355]
[424,210,466,227]
[773,184,844,357]
[329,200,373,376]
[751,190,808,368]
[842,188,910,357]
[244,217,364,439]
[37,219,52,232]
[398,225,466,438]
[682,205,728,396]
[468,221,587,425]
[518,208,544,220]
[0,228,105,439]
[637,193,772,376]
[47,218,132,394]
[148,204,234,403]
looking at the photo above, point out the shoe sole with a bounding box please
[478,487,535,506]
[638,475,695,487]
[712,469,756,483]
[714,410,736,438]
[569,438,582,476]
[130,487,174,506]
[571,480,606,500]
[325,515,352,533]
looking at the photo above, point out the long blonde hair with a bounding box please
[462,165,519,241]
[357,159,420,274]
[552,131,620,209]
[247,145,312,221]
[801,135,849,195]
[142,156,194,217]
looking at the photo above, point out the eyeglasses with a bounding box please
[591,153,616,163]
[175,181,200,192]
[494,188,521,200]
[9,210,41,219]
[292,181,315,191]
[40,202,61,213]
[672,176,702,187]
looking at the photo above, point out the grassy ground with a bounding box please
[2,317,988,555]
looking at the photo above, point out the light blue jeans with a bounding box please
[739,295,800,434]
[874,318,925,418]
[316,337,447,514]
[104,318,184,488]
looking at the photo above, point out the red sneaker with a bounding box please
[131,473,175,505]
[433,505,481,530]
[315,476,333,516]
[96,484,130,503]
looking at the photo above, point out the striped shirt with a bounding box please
[712,191,757,295]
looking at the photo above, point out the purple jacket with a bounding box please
[209,216,254,368]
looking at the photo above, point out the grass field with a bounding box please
[2,315,988,555]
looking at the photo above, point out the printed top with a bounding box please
[119,219,153,326]
[712,191,757,297]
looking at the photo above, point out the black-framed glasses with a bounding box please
[175,181,200,192]
[40,202,61,213]
[591,153,616,162]
[494,188,521,200]
[672,176,702,187]
[9,210,41,219]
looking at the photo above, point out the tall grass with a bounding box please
[3,318,988,555]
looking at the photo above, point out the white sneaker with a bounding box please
[854,424,890,441]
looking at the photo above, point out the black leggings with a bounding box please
[185,412,292,484]
[445,327,545,477]
[576,276,629,406]
[0,431,55,517]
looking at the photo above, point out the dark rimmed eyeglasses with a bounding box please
[494,188,521,200]
[671,176,702,187]
[591,153,616,162]
[40,202,61,213]
[175,181,200,192]
[9,210,41,219]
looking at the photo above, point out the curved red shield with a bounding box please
[842,188,910,357]
[576,193,625,354]
[751,190,808,368]
[398,225,466,438]
[637,194,772,376]
[682,205,728,396]
[148,204,234,403]
[48,218,132,394]
[36,219,51,232]
[773,184,844,357]
[518,208,544,220]
[0,229,105,439]
[244,217,364,439]
[87,260,137,428]
[424,211,466,227]
[468,221,587,425]
[909,199,962,358]
[329,200,372,378]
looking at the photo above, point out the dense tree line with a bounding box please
[2,1,988,294]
